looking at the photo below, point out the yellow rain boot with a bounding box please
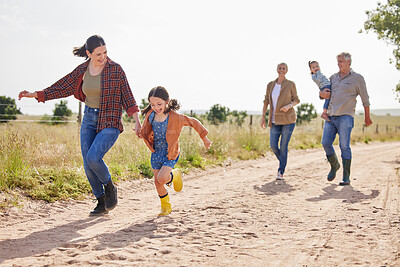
[158,194,172,216]
[172,169,183,192]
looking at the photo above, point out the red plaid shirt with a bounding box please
[36,58,139,133]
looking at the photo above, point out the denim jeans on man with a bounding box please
[80,106,120,197]
[270,123,295,175]
[321,115,354,160]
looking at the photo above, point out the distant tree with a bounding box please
[206,104,230,125]
[230,110,248,127]
[139,98,149,110]
[51,100,72,125]
[123,98,149,123]
[362,0,400,101]
[296,103,317,125]
[0,96,21,123]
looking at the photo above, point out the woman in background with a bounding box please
[261,63,300,180]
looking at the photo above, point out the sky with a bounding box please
[1,0,399,115]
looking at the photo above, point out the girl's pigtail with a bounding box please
[165,99,181,113]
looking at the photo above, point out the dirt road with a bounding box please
[1,142,399,266]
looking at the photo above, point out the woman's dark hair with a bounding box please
[141,86,181,116]
[308,60,318,74]
[73,35,106,59]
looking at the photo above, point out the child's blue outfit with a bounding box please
[149,111,179,170]
[312,70,331,110]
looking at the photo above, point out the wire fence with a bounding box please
[0,103,80,123]
[0,103,75,109]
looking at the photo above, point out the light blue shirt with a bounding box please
[312,70,331,89]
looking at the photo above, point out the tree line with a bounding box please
[0,94,319,126]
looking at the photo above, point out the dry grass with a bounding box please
[0,113,399,207]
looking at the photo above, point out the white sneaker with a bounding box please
[276,172,284,180]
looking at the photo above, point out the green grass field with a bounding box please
[1,113,399,210]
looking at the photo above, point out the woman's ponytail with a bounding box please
[73,45,87,58]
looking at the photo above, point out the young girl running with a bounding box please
[140,86,212,216]
[308,60,331,121]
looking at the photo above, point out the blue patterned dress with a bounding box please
[149,111,179,169]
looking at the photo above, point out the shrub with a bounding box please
[296,103,317,125]
[0,96,21,123]
[52,100,72,124]
[206,104,230,125]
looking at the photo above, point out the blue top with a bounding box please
[149,111,169,152]
[311,70,331,89]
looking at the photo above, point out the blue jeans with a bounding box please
[80,106,120,197]
[270,123,295,175]
[320,84,331,110]
[321,115,354,160]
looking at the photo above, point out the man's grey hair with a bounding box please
[337,52,352,65]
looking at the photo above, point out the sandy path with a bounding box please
[1,141,399,266]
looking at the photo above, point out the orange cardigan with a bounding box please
[140,110,209,160]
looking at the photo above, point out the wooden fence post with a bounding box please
[189,110,193,135]
[77,102,82,124]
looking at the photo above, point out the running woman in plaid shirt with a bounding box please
[18,35,141,216]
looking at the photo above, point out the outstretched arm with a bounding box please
[202,136,212,149]
[19,91,38,100]
[19,65,84,103]
[180,114,212,149]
